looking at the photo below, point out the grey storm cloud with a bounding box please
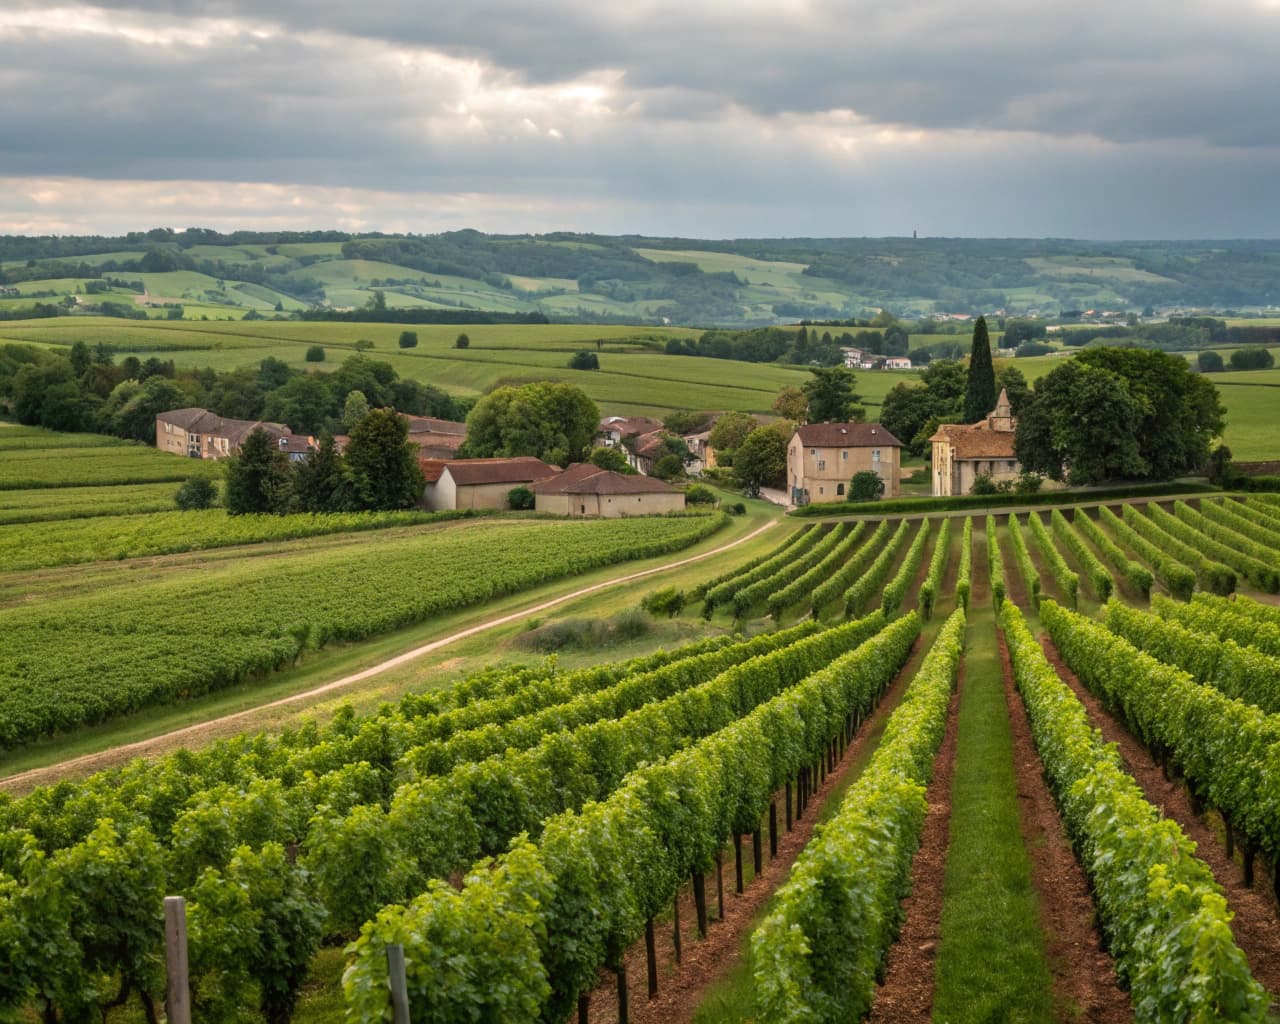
[1,0,1279,236]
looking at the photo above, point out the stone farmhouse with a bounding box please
[155,408,312,461]
[930,389,1023,496]
[531,463,685,517]
[403,415,467,460]
[421,457,560,511]
[787,422,903,504]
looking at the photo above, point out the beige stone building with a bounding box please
[421,457,559,511]
[929,389,1022,496]
[532,463,686,517]
[787,422,903,504]
[156,408,311,461]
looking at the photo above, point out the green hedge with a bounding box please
[789,481,1221,518]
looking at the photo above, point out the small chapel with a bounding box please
[929,389,1021,496]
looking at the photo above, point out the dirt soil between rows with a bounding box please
[999,630,1132,1023]
[1040,633,1280,1008]
[865,660,964,1023]
[580,633,929,1024]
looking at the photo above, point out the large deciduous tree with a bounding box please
[1074,347,1224,480]
[1014,361,1147,485]
[462,381,600,466]
[707,411,757,465]
[343,409,424,510]
[801,366,863,423]
[964,315,996,422]
[734,424,789,496]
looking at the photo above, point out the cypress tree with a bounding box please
[964,315,996,422]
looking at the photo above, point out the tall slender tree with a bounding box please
[964,315,996,422]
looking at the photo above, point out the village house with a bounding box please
[883,356,913,370]
[531,463,686,517]
[421,456,560,511]
[787,422,903,504]
[155,408,312,461]
[929,389,1024,496]
[403,414,467,459]
[841,347,877,370]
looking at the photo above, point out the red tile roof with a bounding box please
[793,422,903,448]
[439,457,560,487]
[531,463,681,495]
[929,421,1017,459]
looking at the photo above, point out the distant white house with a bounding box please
[841,347,877,369]
[883,356,913,370]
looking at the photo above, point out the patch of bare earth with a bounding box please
[998,630,1132,1023]
[865,660,964,1023]
[580,634,929,1024]
[1039,634,1280,1008]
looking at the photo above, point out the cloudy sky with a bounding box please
[2,0,1279,239]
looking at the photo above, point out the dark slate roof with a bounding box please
[793,422,903,448]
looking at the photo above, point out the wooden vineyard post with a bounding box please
[715,852,726,922]
[615,963,629,1024]
[692,870,708,938]
[769,800,778,857]
[387,943,411,1024]
[164,897,191,1024]
[733,834,744,894]
[785,781,793,831]
[579,994,590,1024]
[672,896,683,964]
[645,919,658,998]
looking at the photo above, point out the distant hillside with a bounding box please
[2,228,1278,326]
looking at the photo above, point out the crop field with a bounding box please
[0,441,221,490]
[2,489,1278,1024]
[0,481,186,524]
[0,507,489,572]
[0,512,725,747]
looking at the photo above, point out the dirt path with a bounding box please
[581,633,931,1024]
[999,631,1131,1023]
[866,661,964,1023]
[0,519,780,793]
[1040,634,1280,1007]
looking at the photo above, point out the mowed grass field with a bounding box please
[2,318,1275,453]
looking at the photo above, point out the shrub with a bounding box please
[849,470,884,501]
[1197,350,1224,372]
[1229,345,1275,370]
[507,486,535,511]
[353,339,374,351]
[304,345,325,362]
[641,587,686,618]
[727,502,747,515]
[970,472,998,495]
[652,454,684,480]
[175,476,218,510]
[568,351,599,370]
[398,331,418,349]
[683,484,717,506]
[454,333,470,349]
[1013,471,1043,495]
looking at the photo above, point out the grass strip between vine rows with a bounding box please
[1001,600,1269,1023]
[751,607,965,1023]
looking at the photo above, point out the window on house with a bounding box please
[810,448,816,455]
[817,460,825,471]
[872,449,881,462]
[842,450,848,460]
[837,483,845,495]
[819,486,824,495]
[1008,460,1017,470]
